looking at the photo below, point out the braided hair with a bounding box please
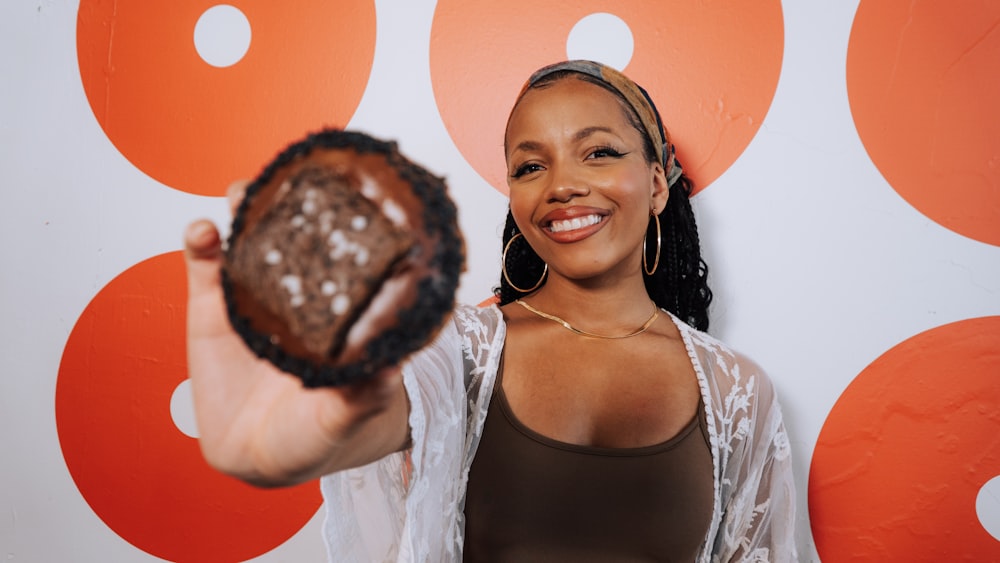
[494,72,713,332]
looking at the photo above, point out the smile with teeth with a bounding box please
[547,214,603,233]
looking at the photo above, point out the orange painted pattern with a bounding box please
[848,1,1000,246]
[76,0,376,196]
[809,316,1000,561]
[430,1,783,194]
[60,1,999,558]
[56,252,321,562]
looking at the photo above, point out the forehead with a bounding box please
[506,77,635,139]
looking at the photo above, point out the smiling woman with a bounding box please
[504,78,666,289]
[184,60,798,562]
[497,62,712,333]
[465,60,794,561]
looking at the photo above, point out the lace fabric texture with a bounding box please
[320,304,796,562]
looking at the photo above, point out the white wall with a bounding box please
[2,1,998,561]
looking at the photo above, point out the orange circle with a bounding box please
[430,1,783,194]
[848,2,1000,246]
[76,0,376,196]
[56,252,321,561]
[809,317,1000,561]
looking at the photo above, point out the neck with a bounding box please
[520,272,657,334]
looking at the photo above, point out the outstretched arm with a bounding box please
[183,183,410,487]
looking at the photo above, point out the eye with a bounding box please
[511,162,544,179]
[588,146,626,160]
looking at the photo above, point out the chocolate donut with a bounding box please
[222,129,464,387]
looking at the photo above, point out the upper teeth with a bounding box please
[549,214,601,233]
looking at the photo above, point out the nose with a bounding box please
[545,162,589,203]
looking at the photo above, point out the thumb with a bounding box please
[184,219,229,337]
[185,217,222,255]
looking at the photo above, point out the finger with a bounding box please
[335,366,406,428]
[184,219,222,262]
[184,219,229,337]
[372,366,405,400]
[227,180,250,215]
[344,366,404,407]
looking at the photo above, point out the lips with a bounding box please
[539,207,609,242]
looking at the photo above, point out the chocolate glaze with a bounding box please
[222,130,465,387]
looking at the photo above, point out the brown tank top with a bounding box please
[464,362,714,562]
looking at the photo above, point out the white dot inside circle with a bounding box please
[170,379,199,439]
[194,5,251,68]
[566,13,634,71]
[977,475,1000,541]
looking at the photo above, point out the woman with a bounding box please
[184,60,796,561]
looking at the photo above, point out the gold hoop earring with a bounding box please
[643,212,661,276]
[502,233,547,293]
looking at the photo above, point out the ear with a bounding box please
[650,162,669,213]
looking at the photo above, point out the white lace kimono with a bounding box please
[320,304,797,562]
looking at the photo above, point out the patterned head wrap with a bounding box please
[518,60,682,187]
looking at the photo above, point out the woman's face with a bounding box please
[505,77,668,285]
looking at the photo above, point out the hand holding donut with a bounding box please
[183,189,409,487]
[183,130,464,486]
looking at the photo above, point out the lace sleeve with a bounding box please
[680,325,797,563]
[712,360,797,562]
[320,318,468,562]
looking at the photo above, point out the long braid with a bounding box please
[643,174,712,332]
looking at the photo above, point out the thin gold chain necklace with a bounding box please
[515,299,659,339]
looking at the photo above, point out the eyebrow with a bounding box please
[574,126,615,141]
[510,126,618,154]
